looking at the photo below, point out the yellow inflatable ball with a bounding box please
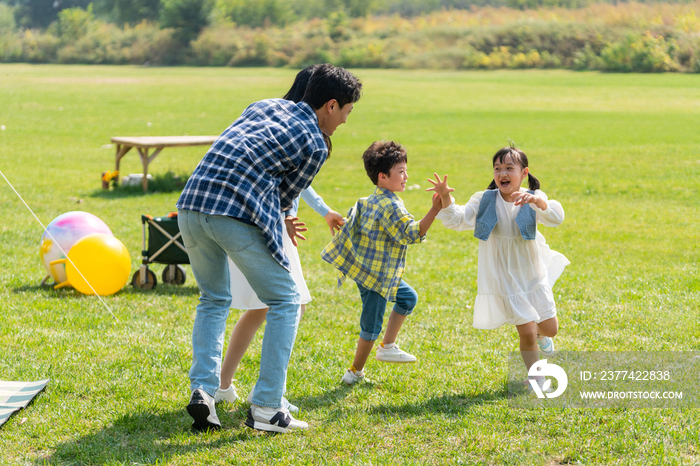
[50,233,131,295]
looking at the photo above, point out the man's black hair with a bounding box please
[302,63,362,110]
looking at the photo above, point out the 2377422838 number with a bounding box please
[598,370,671,381]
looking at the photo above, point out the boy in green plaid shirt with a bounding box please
[322,140,443,384]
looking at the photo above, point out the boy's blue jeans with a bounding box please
[356,280,418,341]
[178,210,301,408]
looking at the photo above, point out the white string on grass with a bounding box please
[0,170,119,321]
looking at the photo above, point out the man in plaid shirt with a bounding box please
[176,64,361,433]
[321,140,442,386]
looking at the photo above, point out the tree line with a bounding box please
[0,0,698,72]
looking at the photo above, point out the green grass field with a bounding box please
[0,64,699,465]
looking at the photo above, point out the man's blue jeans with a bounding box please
[178,210,301,408]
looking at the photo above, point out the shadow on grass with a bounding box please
[90,187,153,199]
[90,171,190,199]
[124,283,201,296]
[40,406,256,465]
[12,283,200,297]
[367,388,507,418]
[292,384,374,409]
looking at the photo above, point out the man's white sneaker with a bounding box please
[341,367,365,385]
[214,385,238,403]
[537,336,555,356]
[186,388,221,431]
[245,405,308,433]
[246,391,299,413]
[375,343,417,363]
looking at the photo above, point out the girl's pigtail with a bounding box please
[487,180,497,189]
[528,173,540,191]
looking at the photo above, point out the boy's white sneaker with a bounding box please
[537,336,555,356]
[214,385,238,403]
[245,405,308,433]
[341,367,365,385]
[375,343,417,363]
[246,391,299,413]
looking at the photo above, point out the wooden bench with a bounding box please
[111,136,218,192]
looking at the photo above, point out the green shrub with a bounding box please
[160,0,212,44]
[190,25,244,65]
[16,28,60,62]
[601,32,679,72]
[0,2,16,34]
[337,41,386,67]
[573,43,603,70]
[96,0,161,26]
[50,5,95,42]
[47,19,177,64]
[214,0,293,27]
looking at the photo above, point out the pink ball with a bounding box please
[39,211,113,284]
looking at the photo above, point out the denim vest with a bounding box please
[474,189,537,241]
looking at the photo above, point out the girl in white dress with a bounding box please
[428,146,569,376]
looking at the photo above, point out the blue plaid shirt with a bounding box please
[176,99,328,270]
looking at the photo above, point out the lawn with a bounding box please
[0,64,699,465]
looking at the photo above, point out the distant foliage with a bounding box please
[7,0,91,28]
[49,4,94,41]
[96,0,160,26]
[0,2,16,33]
[601,32,680,71]
[214,0,294,28]
[0,0,699,72]
[159,0,212,44]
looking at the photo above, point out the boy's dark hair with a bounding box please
[302,63,362,110]
[283,64,333,155]
[362,141,407,185]
[487,144,540,191]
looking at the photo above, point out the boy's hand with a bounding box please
[324,210,345,236]
[284,216,308,247]
[426,173,455,197]
[431,192,442,211]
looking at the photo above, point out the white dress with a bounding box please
[228,223,311,309]
[228,187,330,310]
[436,188,569,329]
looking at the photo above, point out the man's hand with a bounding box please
[324,210,345,236]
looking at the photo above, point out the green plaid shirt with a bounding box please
[321,187,426,301]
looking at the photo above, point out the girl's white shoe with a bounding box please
[537,336,555,356]
[214,385,238,403]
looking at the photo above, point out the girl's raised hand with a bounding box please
[426,173,455,197]
[284,216,308,247]
[512,191,546,209]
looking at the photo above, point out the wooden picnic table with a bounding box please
[112,136,218,192]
